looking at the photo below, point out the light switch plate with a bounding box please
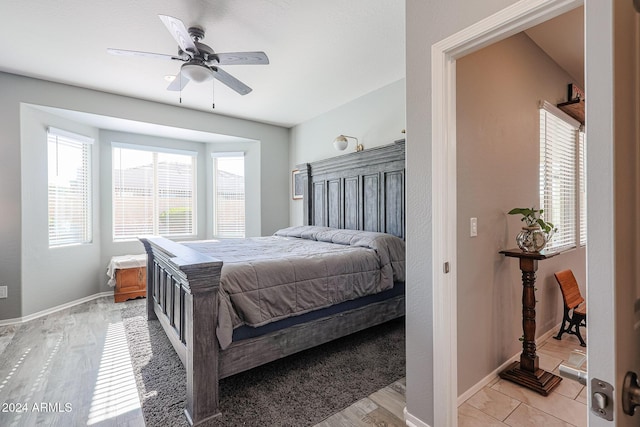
[470,218,478,237]
[0,286,7,298]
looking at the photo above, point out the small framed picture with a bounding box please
[292,170,303,200]
[568,83,585,101]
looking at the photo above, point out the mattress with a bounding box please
[183,226,405,349]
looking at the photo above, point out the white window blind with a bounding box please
[113,145,196,240]
[539,102,581,251]
[47,127,93,247]
[212,153,245,238]
[578,131,586,246]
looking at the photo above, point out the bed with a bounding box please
[140,139,405,425]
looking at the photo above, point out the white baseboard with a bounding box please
[404,407,432,427]
[0,291,113,326]
[457,323,561,405]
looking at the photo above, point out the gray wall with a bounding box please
[405,1,521,424]
[20,106,103,316]
[0,71,289,321]
[289,79,406,225]
[456,32,586,395]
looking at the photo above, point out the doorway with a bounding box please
[430,1,585,425]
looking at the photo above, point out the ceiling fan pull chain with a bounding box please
[212,81,215,109]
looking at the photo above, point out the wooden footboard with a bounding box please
[218,293,405,379]
[140,237,223,426]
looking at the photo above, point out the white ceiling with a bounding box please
[0,2,582,132]
[0,0,405,128]
[525,6,584,90]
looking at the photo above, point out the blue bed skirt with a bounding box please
[232,282,405,342]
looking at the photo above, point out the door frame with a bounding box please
[430,0,584,425]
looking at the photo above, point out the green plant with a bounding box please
[508,207,556,234]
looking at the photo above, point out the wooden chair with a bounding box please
[553,269,587,347]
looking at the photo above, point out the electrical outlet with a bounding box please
[0,286,7,299]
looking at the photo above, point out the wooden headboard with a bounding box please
[297,139,405,239]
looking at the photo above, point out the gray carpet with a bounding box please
[120,299,405,427]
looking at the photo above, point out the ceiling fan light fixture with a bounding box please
[181,62,214,83]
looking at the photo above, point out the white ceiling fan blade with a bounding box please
[107,48,183,61]
[166,74,190,91]
[158,14,197,55]
[212,67,252,95]
[212,52,270,65]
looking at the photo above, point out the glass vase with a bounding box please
[516,226,548,252]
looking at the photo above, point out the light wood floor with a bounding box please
[0,296,587,427]
[0,297,144,427]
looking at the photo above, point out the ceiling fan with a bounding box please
[107,15,269,95]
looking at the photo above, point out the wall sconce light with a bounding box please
[333,135,364,152]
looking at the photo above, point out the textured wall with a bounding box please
[405,0,523,425]
[289,79,406,226]
[456,32,586,395]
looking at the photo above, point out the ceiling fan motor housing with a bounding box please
[188,26,205,41]
[195,41,215,61]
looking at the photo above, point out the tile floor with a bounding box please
[317,331,588,427]
[465,333,588,427]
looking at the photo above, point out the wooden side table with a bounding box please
[499,249,562,396]
[107,254,147,303]
[114,266,147,303]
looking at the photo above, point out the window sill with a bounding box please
[544,245,584,256]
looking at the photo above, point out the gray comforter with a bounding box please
[184,226,405,349]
